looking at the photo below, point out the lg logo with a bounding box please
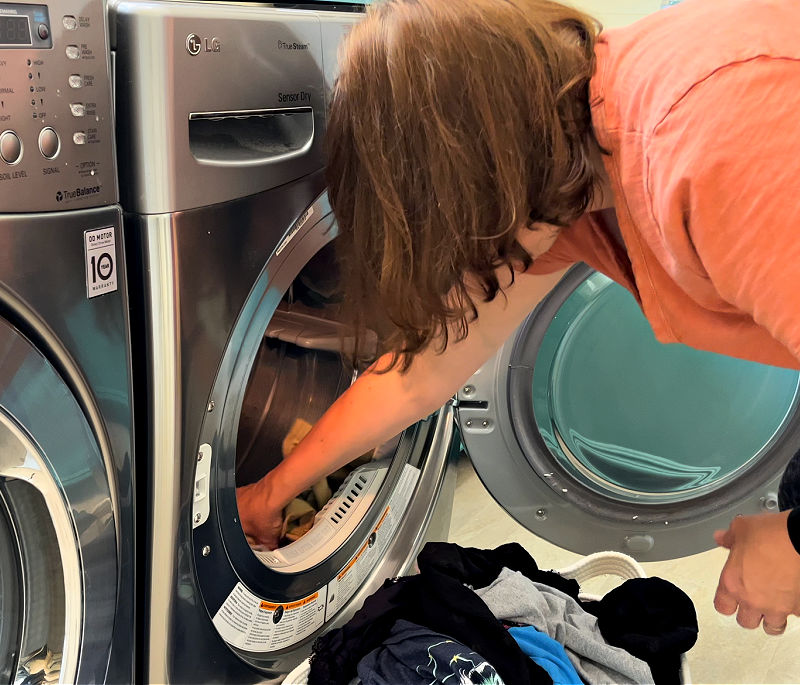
[186,34,201,55]
[186,33,221,56]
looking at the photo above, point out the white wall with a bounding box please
[569,0,664,28]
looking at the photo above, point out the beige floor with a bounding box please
[449,457,800,685]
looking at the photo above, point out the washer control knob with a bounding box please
[0,130,22,164]
[38,127,60,159]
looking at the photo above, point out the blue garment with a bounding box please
[508,627,583,685]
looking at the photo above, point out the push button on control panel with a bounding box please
[68,74,83,89]
[69,103,85,117]
[37,23,49,40]
[62,15,77,31]
[65,45,80,60]
[72,131,86,145]
[38,127,60,159]
[0,131,22,165]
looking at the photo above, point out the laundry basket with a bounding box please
[283,551,692,684]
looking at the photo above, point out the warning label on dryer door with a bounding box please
[325,463,420,619]
[212,583,327,652]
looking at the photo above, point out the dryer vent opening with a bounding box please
[234,238,398,563]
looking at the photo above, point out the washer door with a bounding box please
[456,265,800,561]
[0,318,118,684]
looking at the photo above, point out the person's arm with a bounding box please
[237,265,569,548]
[646,58,800,633]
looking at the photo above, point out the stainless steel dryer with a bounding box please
[0,0,135,682]
[111,2,455,683]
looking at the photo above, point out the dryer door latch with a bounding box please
[193,443,213,528]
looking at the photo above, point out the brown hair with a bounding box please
[326,0,601,371]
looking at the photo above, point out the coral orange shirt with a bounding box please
[530,0,800,369]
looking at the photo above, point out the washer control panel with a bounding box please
[0,0,116,212]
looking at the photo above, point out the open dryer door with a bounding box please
[183,188,457,678]
[456,264,800,561]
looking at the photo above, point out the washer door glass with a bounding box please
[0,492,22,684]
[0,317,118,684]
[457,265,800,560]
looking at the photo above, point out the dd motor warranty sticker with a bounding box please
[212,583,327,651]
[83,226,118,298]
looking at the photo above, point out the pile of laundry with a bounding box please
[307,542,697,685]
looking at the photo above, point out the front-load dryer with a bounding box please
[0,0,135,682]
[111,2,456,682]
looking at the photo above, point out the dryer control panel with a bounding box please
[0,0,116,212]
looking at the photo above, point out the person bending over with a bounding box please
[238,0,800,637]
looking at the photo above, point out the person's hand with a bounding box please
[236,475,284,550]
[713,511,800,635]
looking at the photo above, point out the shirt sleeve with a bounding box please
[646,57,800,363]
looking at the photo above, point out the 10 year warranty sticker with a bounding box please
[84,226,118,298]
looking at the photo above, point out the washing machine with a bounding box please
[111,1,456,683]
[0,0,136,683]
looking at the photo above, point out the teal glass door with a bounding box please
[532,272,799,502]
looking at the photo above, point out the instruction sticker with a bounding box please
[84,226,117,298]
[212,583,327,652]
[326,464,420,619]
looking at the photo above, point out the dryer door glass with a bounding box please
[532,271,799,501]
[458,266,800,560]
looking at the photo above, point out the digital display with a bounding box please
[0,15,31,45]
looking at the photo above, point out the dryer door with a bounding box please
[188,189,456,677]
[456,264,800,561]
[0,318,118,684]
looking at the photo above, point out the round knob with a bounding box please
[0,130,22,164]
[38,127,60,159]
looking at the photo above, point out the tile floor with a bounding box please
[449,457,800,685]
